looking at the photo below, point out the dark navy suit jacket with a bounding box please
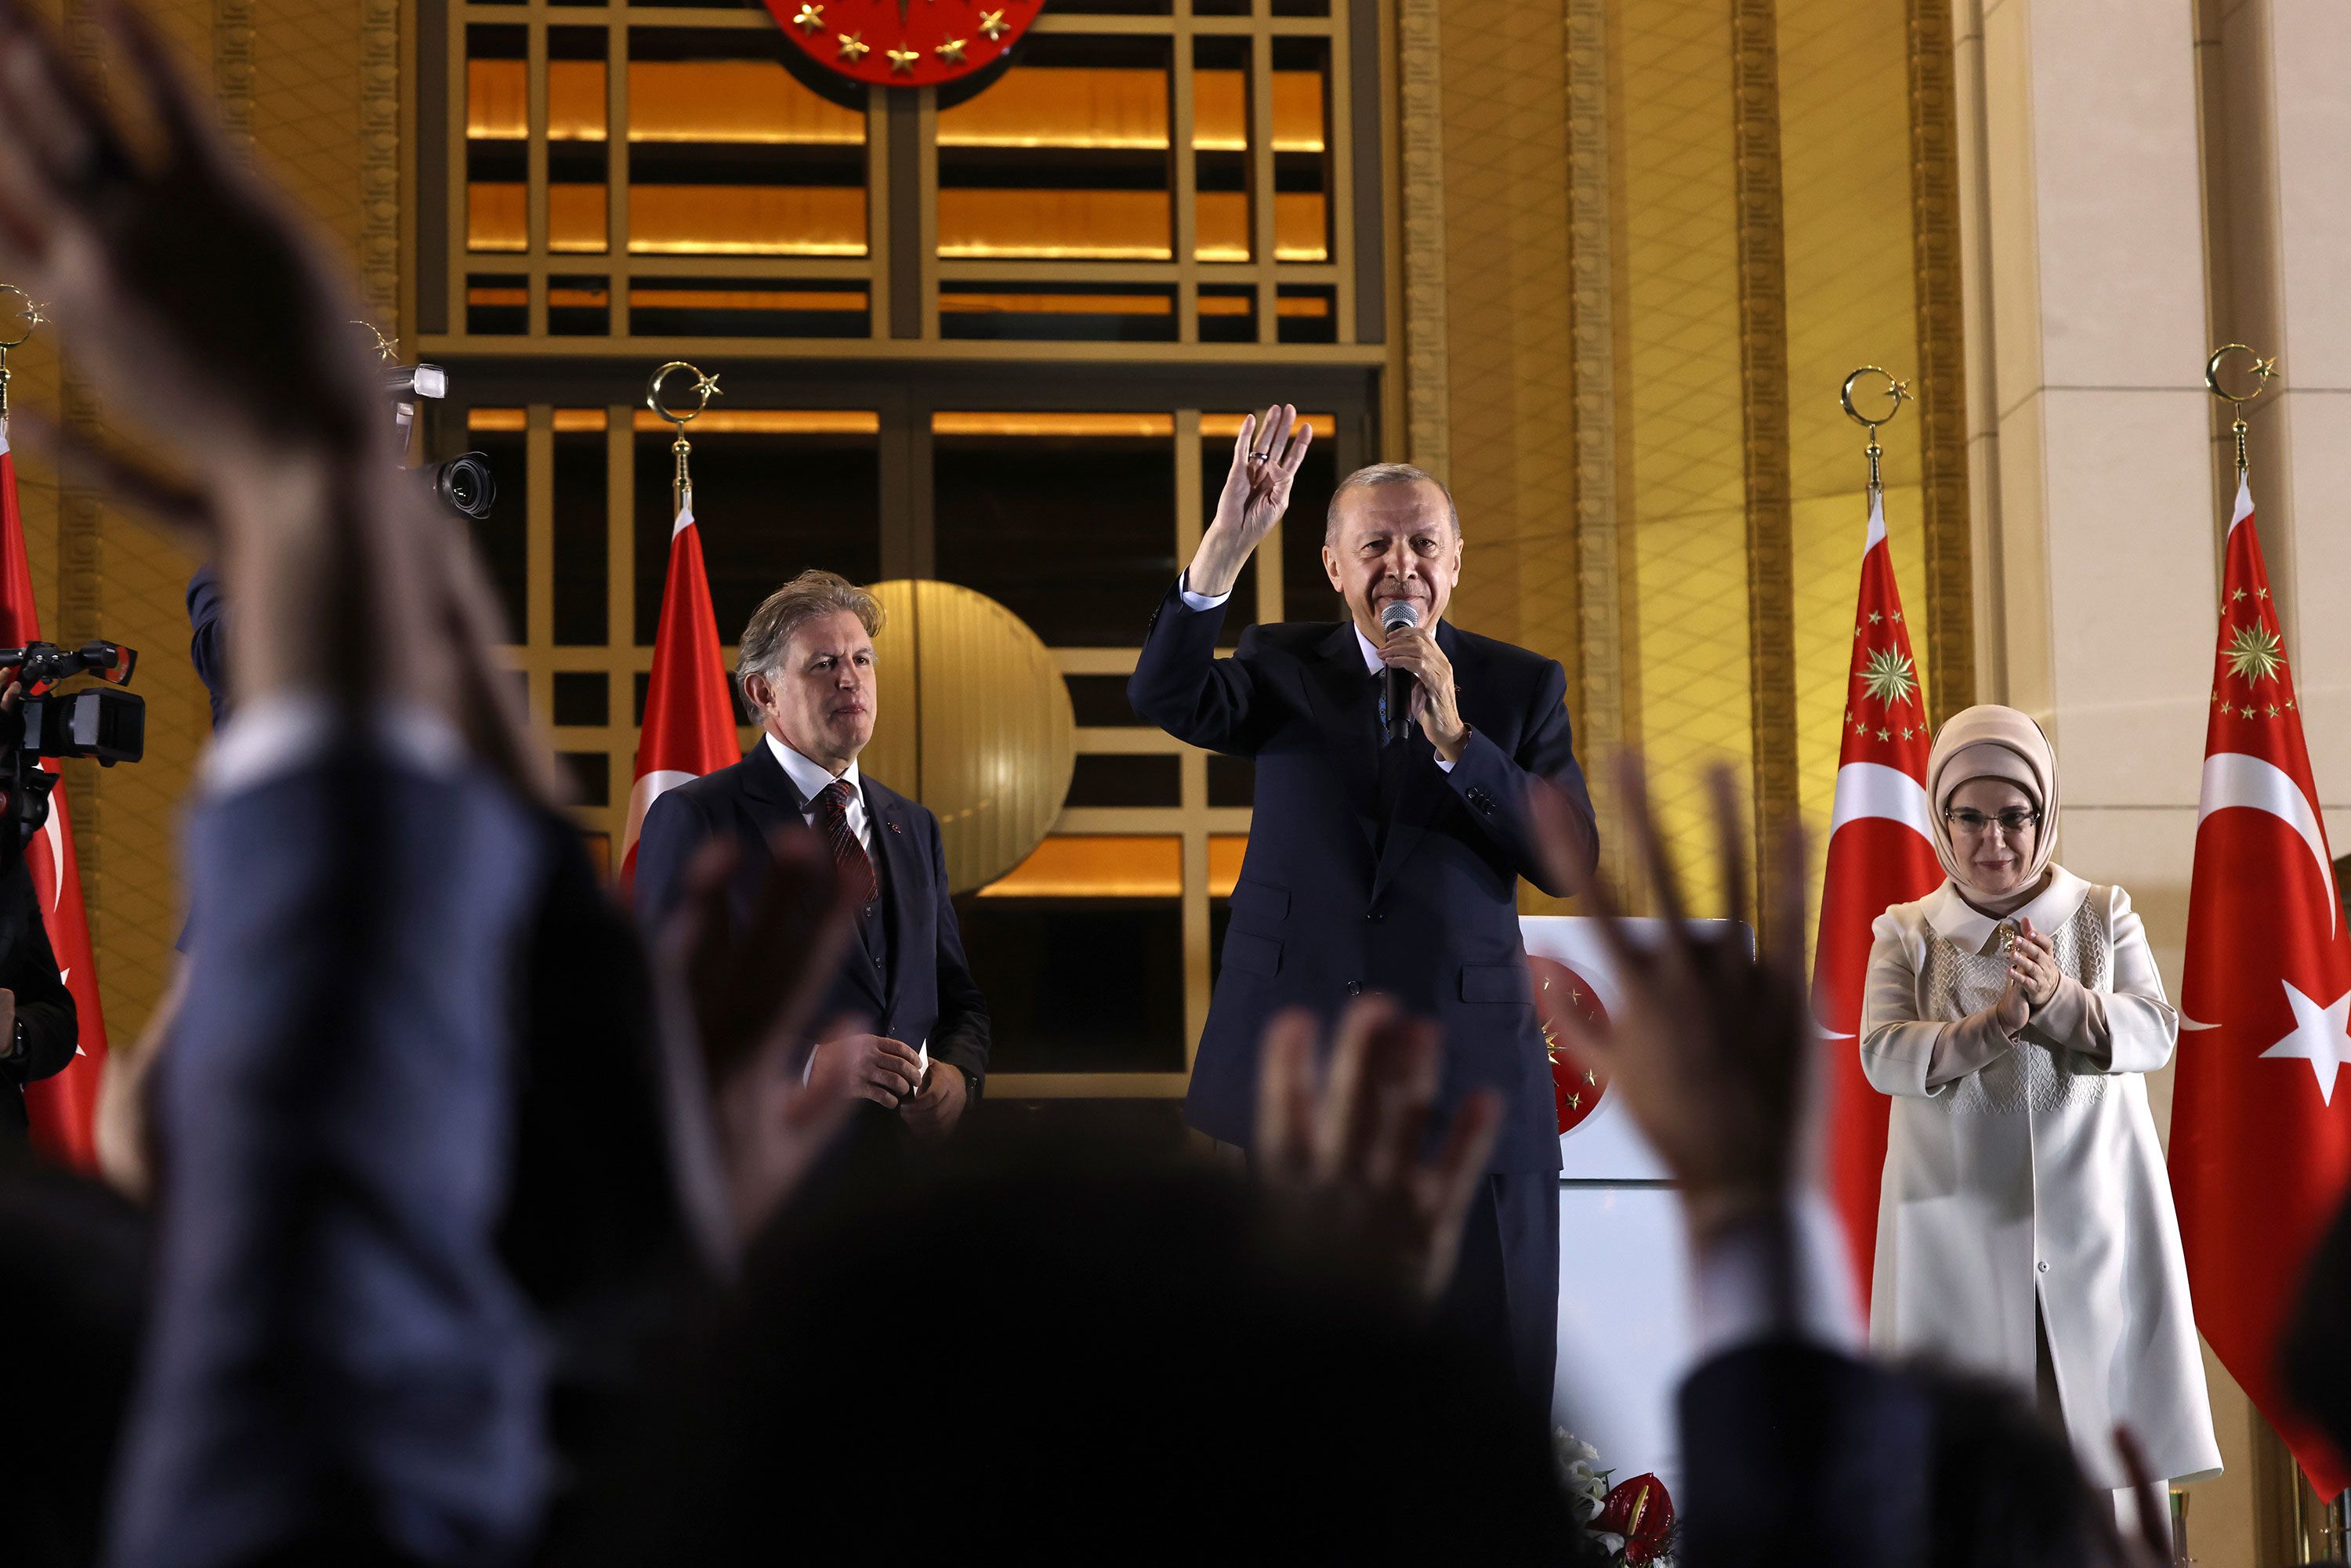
[631,741,990,1095]
[1128,585,1597,1173]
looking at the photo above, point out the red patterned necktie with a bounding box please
[814,778,878,907]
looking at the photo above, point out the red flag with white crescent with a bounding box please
[0,419,110,1168]
[618,502,739,891]
[2170,478,2351,1495]
[1809,491,1942,1303]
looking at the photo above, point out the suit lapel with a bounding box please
[1369,621,1470,903]
[1301,620,1380,850]
[866,780,921,1019]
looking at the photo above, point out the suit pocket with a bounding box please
[1227,876,1290,933]
[1459,962,1530,1005]
[1222,930,1283,978]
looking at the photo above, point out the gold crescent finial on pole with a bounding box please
[350,319,400,364]
[0,284,48,422]
[1839,365,1911,505]
[2204,344,2277,481]
[645,360,721,512]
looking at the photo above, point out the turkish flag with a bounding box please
[2170,479,2351,1495]
[618,502,739,891]
[0,420,110,1168]
[1809,491,1942,1303]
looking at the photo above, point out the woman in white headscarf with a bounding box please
[1861,704,2220,1494]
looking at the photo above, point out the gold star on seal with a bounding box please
[2241,705,2256,719]
[835,31,869,60]
[1565,1092,1582,1111]
[1582,1069,1597,1086]
[936,37,967,63]
[791,2,824,31]
[978,7,1009,38]
[1867,611,1882,625]
[1876,729,1891,742]
[1855,646,1920,709]
[2226,622,2286,686]
[886,45,920,71]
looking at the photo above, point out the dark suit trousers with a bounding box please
[1441,1171,1559,1423]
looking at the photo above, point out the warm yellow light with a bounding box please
[629,409,881,435]
[629,288,867,313]
[628,186,867,256]
[1208,835,1249,898]
[468,407,527,431]
[940,292,1174,317]
[978,835,1182,898]
[936,188,1171,260]
[1200,411,1335,438]
[552,408,607,432]
[933,412,1176,438]
[628,60,865,144]
[549,61,607,141]
[468,183,527,252]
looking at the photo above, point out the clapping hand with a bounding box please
[1253,995,1500,1302]
[1187,403,1313,599]
[661,828,863,1254]
[2008,917,2060,1010]
[1539,758,1815,1242]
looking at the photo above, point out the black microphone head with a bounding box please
[1379,599,1421,633]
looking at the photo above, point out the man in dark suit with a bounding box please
[634,570,989,1143]
[1128,405,1599,1414]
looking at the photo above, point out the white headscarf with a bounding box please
[1924,704,2059,890]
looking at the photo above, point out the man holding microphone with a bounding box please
[1129,405,1599,1414]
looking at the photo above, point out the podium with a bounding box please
[1521,915,1751,1488]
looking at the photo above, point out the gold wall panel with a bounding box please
[1426,0,1581,914]
[1731,0,1798,922]
[1777,0,1932,943]
[1614,0,1751,918]
[861,581,1077,896]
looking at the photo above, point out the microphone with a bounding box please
[1378,599,1420,742]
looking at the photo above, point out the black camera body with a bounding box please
[0,641,145,867]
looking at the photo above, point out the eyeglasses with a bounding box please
[1943,807,2040,838]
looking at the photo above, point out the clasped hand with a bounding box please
[1994,918,2059,1035]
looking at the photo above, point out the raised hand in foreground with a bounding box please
[659,828,862,1262]
[1253,995,1500,1302]
[1543,758,1814,1245]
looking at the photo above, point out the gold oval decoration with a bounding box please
[860,580,1074,895]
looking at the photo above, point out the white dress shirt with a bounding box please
[1176,574,1454,771]
[766,733,870,849]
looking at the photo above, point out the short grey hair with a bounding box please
[1324,462,1461,543]
[737,570,885,686]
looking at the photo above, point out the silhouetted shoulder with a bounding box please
[1237,620,1345,661]
[1445,625,1560,689]
[668,754,757,803]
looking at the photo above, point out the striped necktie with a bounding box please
[814,778,878,907]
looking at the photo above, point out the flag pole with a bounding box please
[2204,342,2277,480]
[646,359,721,516]
[1838,365,1911,505]
[0,284,48,423]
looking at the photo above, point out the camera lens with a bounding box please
[433,452,498,522]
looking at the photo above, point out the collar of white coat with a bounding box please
[766,730,859,806]
[1919,865,2091,951]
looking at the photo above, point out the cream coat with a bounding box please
[1861,867,2220,1487]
